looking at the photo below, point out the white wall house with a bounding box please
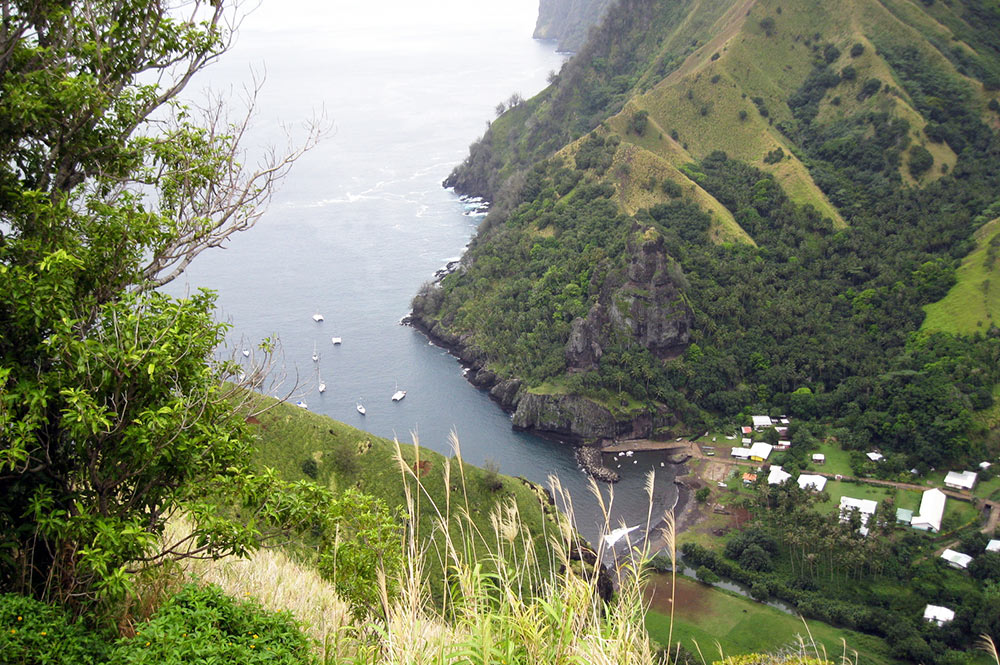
[923,605,955,626]
[943,470,977,491]
[797,474,827,492]
[839,496,878,536]
[910,488,946,533]
[940,549,973,569]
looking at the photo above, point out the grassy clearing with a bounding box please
[805,441,854,476]
[814,479,921,514]
[643,575,897,664]
[922,218,1000,334]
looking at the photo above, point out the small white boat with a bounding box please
[295,400,308,409]
[312,313,324,322]
[318,381,326,393]
[312,342,319,363]
[331,337,342,345]
[391,389,406,402]
[242,349,250,358]
[356,402,366,415]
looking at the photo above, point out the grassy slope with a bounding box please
[644,575,898,665]
[922,217,1000,334]
[246,395,563,582]
[562,0,999,242]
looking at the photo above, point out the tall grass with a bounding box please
[163,434,675,664]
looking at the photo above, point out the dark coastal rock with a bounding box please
[511,392,617,439]
[470,367,497,388]
[489,379,523,410]
[576,445,620,482]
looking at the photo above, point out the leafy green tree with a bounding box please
[0,0,324,607]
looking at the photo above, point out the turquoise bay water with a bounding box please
[166,0,677,544]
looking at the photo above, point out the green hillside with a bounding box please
[422,0,1000,466]
[922,216,1000,334]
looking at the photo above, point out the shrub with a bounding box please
[850,43,865,57]
[696,565,719,584]
[759,17,776,37]
[107,584,316,664]
[824,44,841,64]
[908,145,934,177]
[841,65,856,81]
[695,487,711,503]
[0,593,111,665]
[300,458,319,479]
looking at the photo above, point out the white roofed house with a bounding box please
[866,452,884,462]
[797,474,827,492]
[923,605,955,626]
[775,440,791,451]
[749,441,773,462]
[940,549,973,569]
[943,470,978,491]
[752,415,773,430]
[987,539,1000,553]
[839,496,879,536]
[910,488,947,533]
[767,465,792,485]
[812,453,825,465]
[731,447,752,460]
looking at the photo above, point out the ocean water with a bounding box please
[166,0,678,545]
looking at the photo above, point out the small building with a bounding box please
[940,549,973,569]
[742,472,758,485]
[741,426,753,435]
[749,441,773,462]
[741,437,753,444]
[752,415,773,430]
[866,452,884,462]
[775,440,791,451]
[944,470,978,491]
[779,417,790,425]
[812,454,825,465]
[839,496,879,536]
[986,539,1000,553]
[798,474,827,492]
[896,508,913,525]
[731,447,752,460]
[923,605,955,626]
[980,461,992,470]
[775,426,789,437]
[767,465,792,485]
[911,488,946,533]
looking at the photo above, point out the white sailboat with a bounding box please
[312,312,324,322]
[356,401,366,415]
[331,336,342,345]
[318,372,326,394]
[312,342,319,363]
[391,381,406,402]
[295,400,308,409]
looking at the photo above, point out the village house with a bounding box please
[797,474,827,492]
[731,447,752,460]
[940,549,973,569]
[910,488,946,533]
[812,453,825,465]
[839,496,878,536]
[749,441,773,462]
[896,508,913,525]
[752,415,773,430]
[943,470,978,491]
[866,452,884,462]
[742,472,758,485]
[767,465,791,485]
[923,605,955,626]
[986,539,1000,553]
[774,440,791,451]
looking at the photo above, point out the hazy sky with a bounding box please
[235,0,541,43]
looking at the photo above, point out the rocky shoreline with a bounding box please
[403,311,693,481]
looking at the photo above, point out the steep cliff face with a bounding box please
[533,0,614,53]
[566,231,691,372]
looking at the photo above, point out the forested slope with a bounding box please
[416,0,1000,466]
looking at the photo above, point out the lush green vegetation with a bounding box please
[923,217,1000,335]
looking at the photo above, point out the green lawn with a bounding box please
[805,441,854,476]
[922,217,1000,334]
[975,473,1000,501]
[814,480,921,514]
[644,575,898,664]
